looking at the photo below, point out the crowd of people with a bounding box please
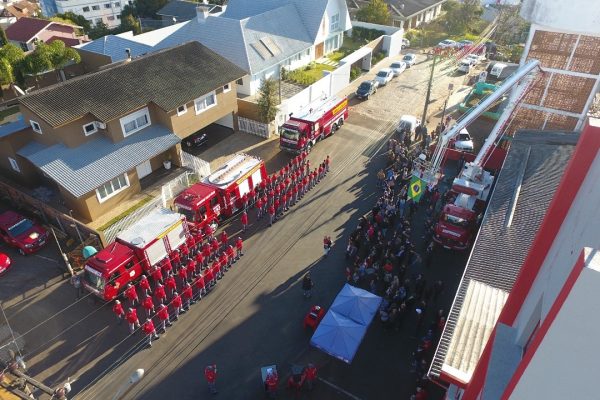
[345,136,447,400]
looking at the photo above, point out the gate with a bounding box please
[181,151,211,178]
[238,117,271,138]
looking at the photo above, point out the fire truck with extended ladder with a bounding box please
[413,59,541,250]
[279,96,348,154]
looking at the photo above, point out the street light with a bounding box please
[111,369,145,400]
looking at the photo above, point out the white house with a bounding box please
[76,0,352,95]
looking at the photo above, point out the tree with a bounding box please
[443,0,483,35]
[493,5,530,45]
[355,0,391,25]
[0,27,8,47]
[21,40,81,85]
[121,14,141,35]
[54,12,92,33]
[257,78,279,123]
[135,0,168,18]
[0,44,24,85]
[88,22,110,40]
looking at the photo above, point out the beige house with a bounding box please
[0,41,245,222]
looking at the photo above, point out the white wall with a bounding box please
[314,0,351,45]
[55,0,123,27]
[513,142,600,342]
[383,28,404,57]
[521,0,600,35]
[350,20,402,36]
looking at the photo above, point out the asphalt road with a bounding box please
[0,53,481,400]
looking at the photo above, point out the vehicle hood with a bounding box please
[15,226,46,245]
[435,221,470,241]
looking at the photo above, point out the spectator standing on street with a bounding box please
[205,364,218,394]
[126,308,140,334]
[305,363,317,390]
[302,273,314,298]
[142,318,159,347]
[70,273,82,300]
[241,210,248,232]
[112,300,125,325]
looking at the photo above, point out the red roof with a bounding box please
[6,17,51,42]
[47,36,85,47]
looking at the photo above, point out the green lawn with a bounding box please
[286,63,335,85]
[0,106,20,122]
[97,195,154,231]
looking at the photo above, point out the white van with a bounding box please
[458,59,472,74]
[490,62,507,78]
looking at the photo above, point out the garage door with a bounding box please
[136,160,152,179]
[215,113,234,129]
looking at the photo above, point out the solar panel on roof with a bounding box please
[250,41,272,60]
[260,36,281,56]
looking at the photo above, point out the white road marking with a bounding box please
[318,377,364,400]
[34,254,60,264]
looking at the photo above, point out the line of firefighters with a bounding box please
[110,153,331,347]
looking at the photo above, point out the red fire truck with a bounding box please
[174,153,267,227]
[280,96,348,153]
[82,208,190,300]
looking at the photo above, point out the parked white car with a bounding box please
[437,39,457,49]
[465,53,484,65]
[374,68,394,86]
[396,115,421,140]
[454,129,474,151]
[389,61,407,77]
[458,59,472,73]
[402,53,417,67]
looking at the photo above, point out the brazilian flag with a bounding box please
[408,176,424,202]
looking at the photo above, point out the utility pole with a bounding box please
[421,54,437,125]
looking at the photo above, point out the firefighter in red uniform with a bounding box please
[180,243,190,262]
[241,210,248,232]
[194,272,206,300]
[204,263,215,289]
[205,364,217,394]
[182,282,194,309]
[268,203,275,226]
[178,263,188,287]
[219,251,229,273]
[268,188,274,206]
[151,266,163,288]
[305,363,317,390]
[142,318,159,347]
[161,257,173,277]
[126,307,140,334]
[186,235,196,257]
[186,258,197,279]
[211,258,222,281]
[171,249,181,270]
[210,238,219,260]
[195,252,204,274]
[265,370,278,397]
[156,303,171,332]
[112,300,125,325]
[292,183,298,206]
[202,243,211,268]
[165,273,177,298]
[318,164,324,182]
[248,187,256,205]
[193,228,204,253]
[205,223,215,241]
[260,177,267,192]
[256,196,264,219]
[124,283,139,307]
[235,237,243,259]
[325,155,330,173]
[273,198,280,221]
[226,244,235,266]
[142,294,155,318]
[139,275,151,297]
[171,291,182,319]
[155,283,167,305]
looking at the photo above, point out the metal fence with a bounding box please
[238,117,271,138]
[181,151,211,178]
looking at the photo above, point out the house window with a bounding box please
[8,157,20,172]
[236,78,243,85]
[96,173,130,203]
[177,104,187,116]
[95,18,103,24]
[330,13,339,32]
[223,83,231,93]
[114,2,120,6]
[30,120,42,134]
[107,15,115,20]
[83,122,98,136]
[82,6,90,11]
[194,92,217,114]
[120,107,151,137]
[104,3,111,7]
[92,5,100,10]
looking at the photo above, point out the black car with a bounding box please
[184,131,208,148]
[355,80,378,100]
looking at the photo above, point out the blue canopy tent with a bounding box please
[330,284,382,325]
[310,284,382,364]
[309,310,368,364]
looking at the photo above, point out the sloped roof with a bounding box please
[47,36,85,47]
[0,116,28,139]
[6,17,50,42]
[429,131,579,383]
[157,0,221,19]
[19,41,246,127]
[18,124,181,197]
[76,34,153,60]
[352,0,445,19]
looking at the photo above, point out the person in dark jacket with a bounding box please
[302,273,314,298]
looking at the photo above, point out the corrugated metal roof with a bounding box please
[17,124,181,198]
[429,131,579,382]
[76,35,152,61]
[157,0,202,19]
[0,116,28,138]
[19,41,246,127]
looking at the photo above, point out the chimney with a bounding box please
[125,48,131,61]
[196,4,211,22]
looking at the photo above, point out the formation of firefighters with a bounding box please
[109,152,331,351]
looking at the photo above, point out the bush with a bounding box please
[372,51,385,65]
[352,26,385,43]
[350,67,361,82]
[287,69,315,85]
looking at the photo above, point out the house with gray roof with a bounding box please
[0,41,245,222]
[157,0,224,26]
[76,0,352,95]
[348,0,446,30]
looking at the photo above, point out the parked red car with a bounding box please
[0,211,48,255]
[0,252,11,275]
[303,305,325,330]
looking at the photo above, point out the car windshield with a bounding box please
[444,214,468,227]
[8,219,34,237]
[391,63,401,68]
[458,133,470,141]
[403,55,412,60]
[83,266,106,290]
[377,71,388,77]
[177,207,196,223]
[441,40,452,45]
[359,82,371,90]
[281,128,300,140]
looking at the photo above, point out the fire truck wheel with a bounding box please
[338,117,344,126]
[307,143,313,153]
[330,125,336,136]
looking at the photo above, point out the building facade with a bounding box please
[0,42,245,222]
[41,0,125,28]
[348,0,445,30]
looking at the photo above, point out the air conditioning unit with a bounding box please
[95,121,107,129]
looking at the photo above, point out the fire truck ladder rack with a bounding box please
[207,153,260,188]
[419,59,541,184]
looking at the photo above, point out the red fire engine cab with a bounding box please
[280,96,348,154]
[174,153,267,228]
